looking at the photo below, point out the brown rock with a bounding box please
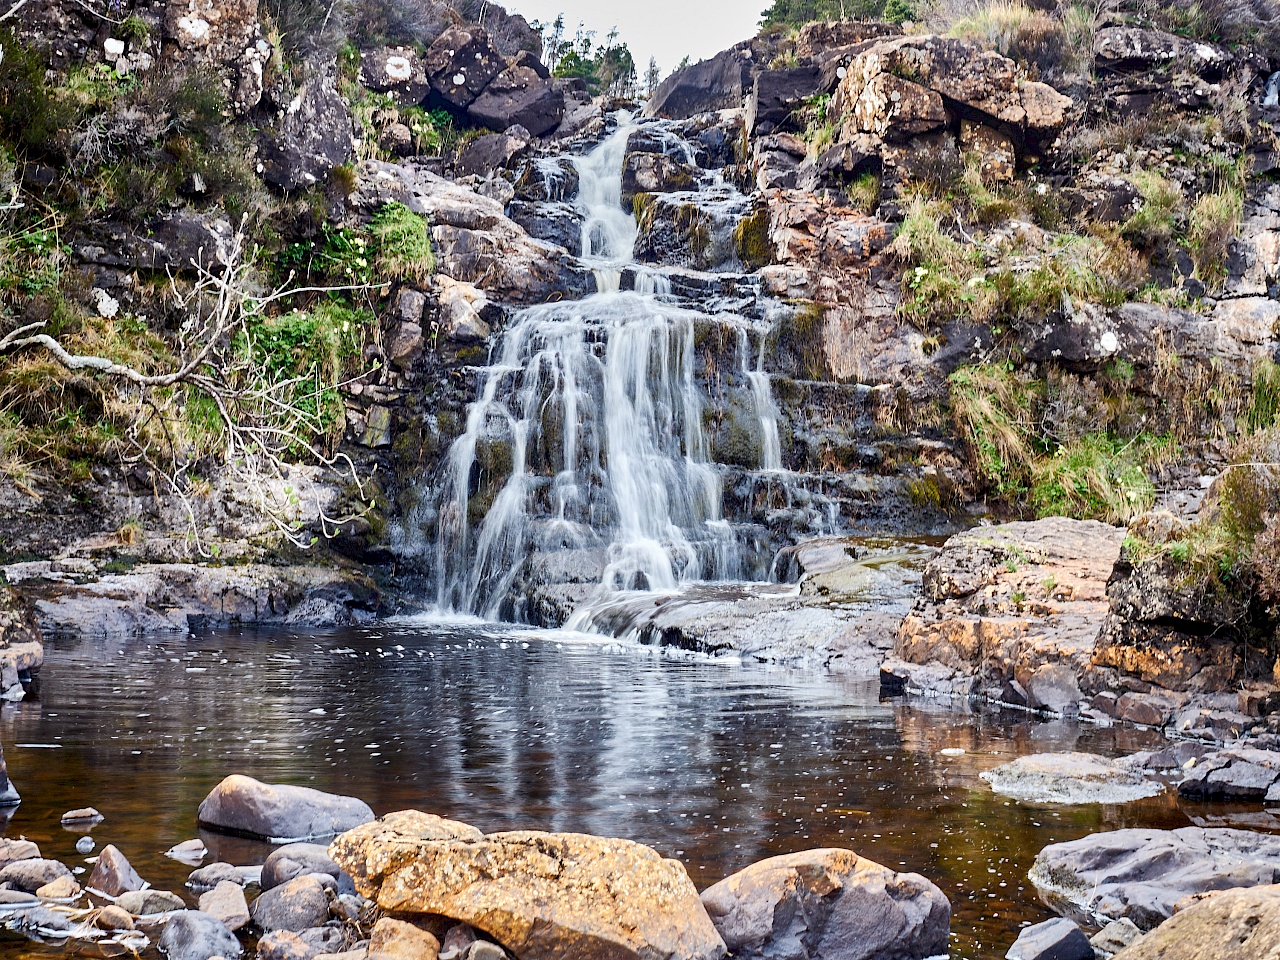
[87,844,145,898]
[700,849,949,960]
[94,905,135,931]
[61,807,102,823]
[331,810,727,960]
[0,839,40,864]
[198,880,251,932]
[36,875,81,900]
[960,121,1015,182]
[1113,884,1280,959]
[369,918,441,960]
[257,930,316,960]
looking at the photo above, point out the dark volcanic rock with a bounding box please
[1007,917,1093,960]
[261,843,354,896]
[1177,748,1280,800]
[507,200,582,252]
[259,71,353,191]
[250,875,331,933]
[645,48,753,120]
[156,910,241,960]
[700,848,950,960]
[86,844,145,897]
[455,132,528,179]
[468,57,565,137]
[1029,828,1280,930]
[197,774,374,842]
[747,66,822,134]
[425,25,506,110]
[360,46,431,106]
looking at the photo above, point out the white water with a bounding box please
[436,117,788,617]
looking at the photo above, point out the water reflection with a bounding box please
[1,621,1192,959]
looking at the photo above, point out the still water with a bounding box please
[0,618,1209,959]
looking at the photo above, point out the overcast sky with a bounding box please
[508,0,764,78]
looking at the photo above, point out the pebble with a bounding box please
[76,837,95,854]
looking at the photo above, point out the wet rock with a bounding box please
[621,153,698,206]
[199,880,250,932]
[0,839,39,864]
[87,844,145,897]
[700,848,949,960]
[507,200,582,253]
[251,875,332,933]
[262,843,354,896]
[35,875,80,899]
[644,48,754,120]
[425,26,505,110]
[7,901,72,933]
[513,158,578,203]
[61,806,101,823]
[198,774,375,842]
[95,904,135,931]
[369,917,441,960]
[168,839,208,865]
[157,910,242,960]
[1006,917,1091,960]
[1029,828,1280,929]
[1110,884,1280,959]
[259,69,353,191]
[1091,918,1143,957]
[188,863,246,892]
[1177,748,1280,800]
[256,930,314,960]
[433,275,492,342]
[982,753,1164,804]
[467,58,564,137]
[331,809,726,960]
[120,888,187,914]
[0,858,71,893]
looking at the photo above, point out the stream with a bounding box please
[0,619,1216,960]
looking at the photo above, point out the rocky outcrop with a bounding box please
[1177,747,1280,800]
[882,518,1125,711]
[0,581,41,705]
[1029,828,1280,929]
[330,809,728,960]
[198,775,375,842]
[699,849,950,960]
[644,48,755,120]
[1111,884,1280,960]
[981,752,1164,804]
[258,67,354,191]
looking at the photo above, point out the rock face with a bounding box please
[645,48,754,119]
[157,910,242,960]
[259,68,353,191]
[883,518,1125,709]
[699,849,951,960]
[1110,884,1280,959]
[198,775,375,842]
[981,753,1164,804]
[330,810,727,960]
[0,581,42,712]
[1029,828,1280,929]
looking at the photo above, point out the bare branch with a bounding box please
[0,0,32,22]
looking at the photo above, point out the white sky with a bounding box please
[508,0,764,78]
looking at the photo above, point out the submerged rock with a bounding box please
[1111,884,1280,959]
[1029,828,1280,930]
[198,774,375,842]
[981,753,1164,804]
[699,848,950,960]
[330,809,727,960]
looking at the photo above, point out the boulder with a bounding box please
[197,774,375,842]
[87,844,145,897]
[262,843,354,896]
[747,66,822,134]
[157,910,241,960]
[1029,828,1280,930]
[1007,918,1091,960]
[0,838,39,864]
[507,200,582,253]
[699,848,950,960]
[198,880,250,932]
[455,132,528,179]
[425,26,506,110]
[0,858,71,893]
[249,875,332,933]
[330,810,727,960]
[468,57,565,137]
[369,917,442,960]
[187,862,247,892]
[513,157,579,203]
[644,48,753,120]
[621,153,699,206]
[120,888,186,914]
[35,875,80,900]
[259,69,353,191]
[94,904,135,930]
[1110,884,1280,959]
[981,753,1164,804]
[360,46,431,106]
[1178,748,1280,800]
[1091,918,1143,957]
[1092,27,1229,78]
[255,931,313,960]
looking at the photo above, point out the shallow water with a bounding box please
[0,619,1217,959]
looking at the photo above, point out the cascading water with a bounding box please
[435,116,793,619]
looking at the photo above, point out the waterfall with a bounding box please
[435,116,787,618]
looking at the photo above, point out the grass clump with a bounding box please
[946,1,1070,77]
[1030,433,1159,523]
[948,362,1039,496]
[848,173,881,215]
[1189,185,1243,289]
[1122,171,1181,249]
[370,202,435,281]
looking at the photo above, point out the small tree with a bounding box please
[645,57,661,96]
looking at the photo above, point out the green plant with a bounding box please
[848,173,880,215]
[1122,170,1181,249]
[370,202,435,281]
[1249,359,1280,432]
[1188,184,1243,289]
[1030,433,1156,523]
[948,362,1040,496]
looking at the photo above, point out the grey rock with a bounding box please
[250,875,331,933]
[188,862,245,892]
[455,132,528,179]
[359,46,430,106]
[1178,748,1280,800]
[1090,918,1142,957]
[197,774,374,842]
[507,200,582,252]
[0,858,71,893]
[76,836,95,854]
[424,25,505,109]
[747,66,822,134]
[259,70,353,191]
[1029,828,1280,930]
[0,839,39,864]
[1006,918,1092,960]
[157,910,241,960]
[297,924,347,954]
[645,47,753,120]
[87,843,146,897]
[982,753,1164,805]
[700,848,950,960]
[198,880,250,932]
[467,59,564,137]
[119,888,187,914]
